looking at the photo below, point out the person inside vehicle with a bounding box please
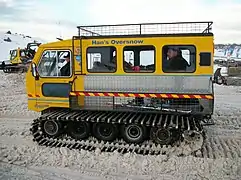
[60,53,71,76]
[166,47,188,71]
[1,61,5,68]
[109,55,134,71]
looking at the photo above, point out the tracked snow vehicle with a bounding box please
[0,42,41,73]
[27,21,214,156]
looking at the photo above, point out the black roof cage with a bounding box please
[77,21,213,37]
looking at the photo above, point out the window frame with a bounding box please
[41,82,71,98]
[37,49,73,78]
[162,44,196,73]
[86,46,117,73]
[20,49,27,58]
[123,45,156,73]
[10,50,17,60]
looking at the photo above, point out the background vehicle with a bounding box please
[27,21,214,155]
[0,42,41,73]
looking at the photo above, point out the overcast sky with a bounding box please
[0,0,241,43]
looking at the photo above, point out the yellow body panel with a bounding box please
[26,40,84,112]
[26,34,214,112]
[10,48,22,64]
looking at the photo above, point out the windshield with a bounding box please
[20,50,27,57]
[10,50,17,60]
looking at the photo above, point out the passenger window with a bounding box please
[87,47,116,72]
[10,50,17,60]
[20,50,26,57]
[38,50,72,77]
[162,45,196,73]
[123,46,155,73]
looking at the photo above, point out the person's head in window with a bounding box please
[167,47,181,60]
[111,55,116,64]
[60,52,71,76]
[64,53,70,63]
[166,46,188,71]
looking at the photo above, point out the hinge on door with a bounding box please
[75,70,86,75]
[69,75,78,93]
[69,75,77,85]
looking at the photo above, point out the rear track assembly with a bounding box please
[3,66,27,73]
[30,109,205,156]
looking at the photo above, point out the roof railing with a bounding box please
[77,21,213,37]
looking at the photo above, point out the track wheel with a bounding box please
[43,120,62,137]
[68,122,90,140]
[93,123,118,141]
[121,124,147,144]
[150,127,172,145]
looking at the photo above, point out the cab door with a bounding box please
[34,48,74,111]
[10,49,18,64]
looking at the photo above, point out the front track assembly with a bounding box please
[2,66,27,73]
[30,109,205,156]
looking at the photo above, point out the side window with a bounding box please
[200,52,211,66]
[87,46,116,72]
[162,45,196,73]
[123,46,155,72]
[10,50,17,60]
[20,50,26,57]
[38,50,72,77]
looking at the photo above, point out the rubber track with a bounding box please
[2,66,27,73]
[30,109,205,156]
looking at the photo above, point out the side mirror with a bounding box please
[31,63,39,80]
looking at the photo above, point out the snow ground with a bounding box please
[0,71,241,180]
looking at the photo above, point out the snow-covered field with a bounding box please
[0,71,241,180]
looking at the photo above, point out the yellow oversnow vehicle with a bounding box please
[27,21,214,156]
[1,42,41,73]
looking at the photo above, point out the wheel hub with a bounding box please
[43,120,60,136]
[93,123,118,141]
[152,128,172,145]
[75,124,85,134]
[68,122,90,140]
[99,124,113,137]
[126,125,141,139]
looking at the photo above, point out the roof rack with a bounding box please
[77,21,213,37]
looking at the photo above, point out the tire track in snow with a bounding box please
[212,115,241,127]
[198,112,241,159]
[1,116,241,160]
[200,136,241,159]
